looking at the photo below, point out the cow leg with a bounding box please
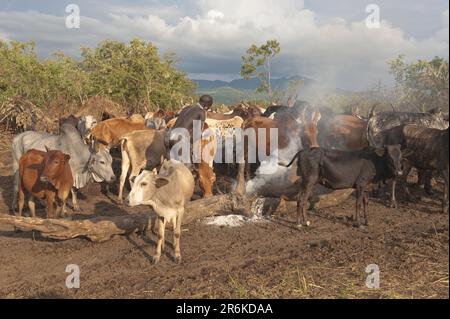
[54,195,66,218]
[440,167,449,214]
[17,186,25,217]
[12,170,20,211]
[118,150,130,204]
[401,163,415,202]
[173,211,184,263]
[235,162,246,195]
[417,169,434,194]
[363,189,370,226]
[28,196,36,218]
[71,188,81,212]
[153,216,165,264]
[297,180,314,228]
[422,170,434,195]
[390,179,398,208]
[46,192,56,219]
[151,214,158,235]
[375,181,385,198]
[354,185,365,226]
[59,201,68,218]
[128,165,142,189]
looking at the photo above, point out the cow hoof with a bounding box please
[425,189,435,196]
[73,206,82,212]
[389,202,397,209]
[174,255,182,264]
[352,222,361,228]
[305,221,311,227]
[152,255,160,264]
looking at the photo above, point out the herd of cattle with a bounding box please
[8,99,449,263]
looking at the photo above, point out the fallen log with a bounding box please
[0,189,353,242]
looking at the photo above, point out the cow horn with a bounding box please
[368,102,380,119]
[300,104,308,123]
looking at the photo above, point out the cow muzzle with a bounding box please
[40,175,49,183]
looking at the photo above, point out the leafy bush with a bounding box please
[0,38,196,131]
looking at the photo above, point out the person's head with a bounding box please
[199,95,213,110]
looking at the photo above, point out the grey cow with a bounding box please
[11,121,116,212]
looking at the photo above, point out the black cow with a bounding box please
[380,125,449,213]
[367,105,448,193]
[366,105,448,146]
[281,145,403,227]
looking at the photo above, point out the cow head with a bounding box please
[145,117,167,130]
[89,149,116,183]
[376,144,403,177]
[232,105,251,120]
[77,115,98,141]
[126,170,169,206]
[196,163,216,198]
[301,107,321,149]
[40,146,71,184]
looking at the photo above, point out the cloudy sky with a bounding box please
[0,0,448,90]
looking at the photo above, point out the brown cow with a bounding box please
[193,123,217,197]
[325,115,368,150]
[118,129,168,203]
[235,109,320,194]
[243,112,304,155]
[18,147,73,218]
[89,117,149,151]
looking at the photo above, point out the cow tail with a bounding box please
[120,137,127,149]
[11,135,24,209]
[279,149,302,167]
[119,137,128,159]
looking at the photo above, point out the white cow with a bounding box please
[126,160,194,263]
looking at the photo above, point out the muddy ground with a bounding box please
[0,127,448,299]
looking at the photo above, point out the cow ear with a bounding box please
[152,168,157,174]
[312,109,321,125]
[375,147,385,157]
[155,177,169,188]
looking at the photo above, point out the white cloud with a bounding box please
[0,0,448,90]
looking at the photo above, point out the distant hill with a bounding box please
[193,76,353,105]
[194,75,315,91]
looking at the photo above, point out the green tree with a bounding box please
[240,39,281,97]
[388,54,449,112]
[80,38,195,111]
[0,40,87,107]
[0,38,196,114]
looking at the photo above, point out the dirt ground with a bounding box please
[0,127,448,299]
